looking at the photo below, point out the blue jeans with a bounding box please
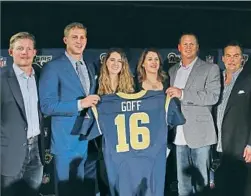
[176,145,210,196]
[1,139,43,196]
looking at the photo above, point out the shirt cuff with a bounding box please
[77,100,83,111]
[180,90,184,100]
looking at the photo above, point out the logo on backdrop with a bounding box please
[206,55,214,64]
[243,54,249,65]
[42,173,51,184]
[100,53,107,64]
[33,55,52,68]
[167,52,181,64]
[0,56,7,68]
[44,149,53,164]
[44,127,49,138]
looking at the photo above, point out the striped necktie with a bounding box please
[76,61,90,95]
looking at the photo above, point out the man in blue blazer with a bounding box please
[39,22,100,196]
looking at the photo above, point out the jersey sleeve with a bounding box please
[70,109,94,136]
[70,106,102,140]
[166,96,186,129]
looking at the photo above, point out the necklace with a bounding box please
[145,79,160,90]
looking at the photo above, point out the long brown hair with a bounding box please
[137,48,167,83]
[98,48,135,95]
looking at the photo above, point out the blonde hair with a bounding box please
[9,32,36,50]
[98,48,135,95]
[137,48,167,83]
[64,22,87,37]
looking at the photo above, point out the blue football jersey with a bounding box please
[82,90,185,196]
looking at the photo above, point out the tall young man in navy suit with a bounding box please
[39,22,100,196]
[1,32,45,196]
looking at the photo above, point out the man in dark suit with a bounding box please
[1,32,45,196]
[215,41,251,196]
[39,22,100,196]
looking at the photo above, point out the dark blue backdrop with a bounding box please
[1,48,251,72]
[1,48,250,196]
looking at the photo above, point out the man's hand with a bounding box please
[166,87,182,99]
[243,146,251,163]
[80,95,100,109]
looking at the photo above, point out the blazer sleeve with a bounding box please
[39,62,79,116]
[182,64,221,106]
[247,94,251,146]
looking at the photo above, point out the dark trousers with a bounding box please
[97,158,110,196]
[164,146,178,195]
[215,154,251,196]
[1,137,43,196]
[96,136,110,196]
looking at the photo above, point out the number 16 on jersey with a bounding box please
[115,112,150,153]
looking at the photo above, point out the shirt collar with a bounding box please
[65,51,83,65]
[179,57,198,70]
[223,67,243,81]
[13,63,35,77]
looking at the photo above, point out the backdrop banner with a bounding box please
[1,48,250,71]
[0,48,250,195]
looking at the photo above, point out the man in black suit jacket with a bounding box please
[1,32,45,196]
[215,41,251,196]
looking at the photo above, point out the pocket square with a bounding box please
[238,90,245,94]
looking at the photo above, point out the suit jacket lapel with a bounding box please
[85,61,96,94]
[7,67,27,122]
[184,58,201,90]
[61,54,85,95]
[34,71,43,125]
[170,65,179,86]
[224,68,247,115]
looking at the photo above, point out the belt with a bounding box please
[27,135,38,145]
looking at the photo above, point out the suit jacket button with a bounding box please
[24,127,28,131]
